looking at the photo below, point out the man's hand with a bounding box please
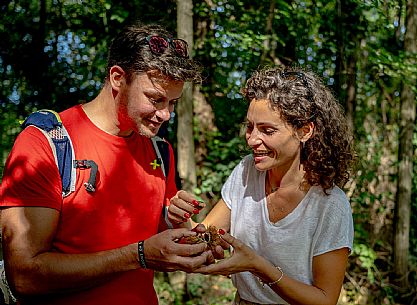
[143,228,215,272]
[177,224,228,260]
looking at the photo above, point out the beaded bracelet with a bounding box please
[137,241,147,269]
[258,265,284,288]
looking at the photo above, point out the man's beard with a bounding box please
[137,122,159,138]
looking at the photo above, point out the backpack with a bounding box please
[0,110,173,304]
[22,109,170,193]
[21,109,173,227]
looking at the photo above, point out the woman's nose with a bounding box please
[246,129,262,147]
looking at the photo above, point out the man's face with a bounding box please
[117,72,184,137]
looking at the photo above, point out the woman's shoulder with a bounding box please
[225,154,261,188]
[308,185,351,213]
[240,154,254,164]
[232,154,254,173]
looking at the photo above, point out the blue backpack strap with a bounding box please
[151,135,173,229]
[151,136,170,178]
[22,109,76,197]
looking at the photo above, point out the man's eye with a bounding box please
[149,98,162,105]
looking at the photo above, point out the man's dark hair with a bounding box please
[107,22,201,83]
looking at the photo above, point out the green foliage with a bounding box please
[352,243,378,283]
[154,273,235,305]
[195,131,247,201]
[184,274,235,305]
[1,0,416,304]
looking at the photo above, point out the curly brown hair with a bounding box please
[242,66,355,192]
[106,22,201,83]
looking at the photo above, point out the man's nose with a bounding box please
[156,106,171,122]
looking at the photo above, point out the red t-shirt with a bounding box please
[0,105,178,305]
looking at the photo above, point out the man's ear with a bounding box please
[298,122,314,142]
[109,65,126,92]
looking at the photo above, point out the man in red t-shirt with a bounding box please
[0,23,214,305]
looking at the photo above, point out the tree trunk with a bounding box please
[176,0,197,192]
[334,0,359,129]
[259,1,282,67]
[344,49,356,132]
[394,0,417,290]
[174,1,196,301]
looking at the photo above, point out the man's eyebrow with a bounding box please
[170,94,183,102]
[143,88,164,97]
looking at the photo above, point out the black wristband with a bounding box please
[137,241,147,269]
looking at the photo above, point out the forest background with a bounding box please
[0,0,416,304]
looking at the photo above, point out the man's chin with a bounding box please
[138,126,160,138]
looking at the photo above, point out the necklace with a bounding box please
[266,172,301,194]
[265,176,284,214]
[265,172,303,216]
[266,190,286,215]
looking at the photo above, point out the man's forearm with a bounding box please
[6,243,139,297]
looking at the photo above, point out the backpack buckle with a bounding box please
[74,160,98,192]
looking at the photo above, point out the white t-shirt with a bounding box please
[221,155,354,304]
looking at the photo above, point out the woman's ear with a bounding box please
[298,122,314,142]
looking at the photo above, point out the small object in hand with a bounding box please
[191,199,204,208]
[177,225,222,251]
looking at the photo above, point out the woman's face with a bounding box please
[245,99,301,172]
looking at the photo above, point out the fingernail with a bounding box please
[184,212,191,219]
[178,237,187,244]
[191,200,200,207]
[218,229,225,235]
[193,209,200,215]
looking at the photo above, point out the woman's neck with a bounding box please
[267,166,305,192]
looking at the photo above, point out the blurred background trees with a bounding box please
[1,0,416,304]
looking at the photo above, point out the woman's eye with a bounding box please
[262,128,277,135]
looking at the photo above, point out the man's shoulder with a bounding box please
[59,104,82,123]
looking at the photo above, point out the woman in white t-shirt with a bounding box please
[168,66,355,305]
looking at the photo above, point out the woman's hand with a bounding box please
[168,190,205,225]
[195,230,350,305]
[194,230,260,276]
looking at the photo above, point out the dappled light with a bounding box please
[0,0,416,304]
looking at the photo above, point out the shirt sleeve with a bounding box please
[221,156,250,210]
[0,126,62,210]
[312,194,354,256]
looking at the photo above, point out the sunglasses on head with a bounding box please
[280,71,314,102]
[143,35,189,58]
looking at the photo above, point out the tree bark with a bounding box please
[394,0,417,290]
[259,1,282,67]
[334,0,359,130]
[176,0,197,192]
[170,1,197,301]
